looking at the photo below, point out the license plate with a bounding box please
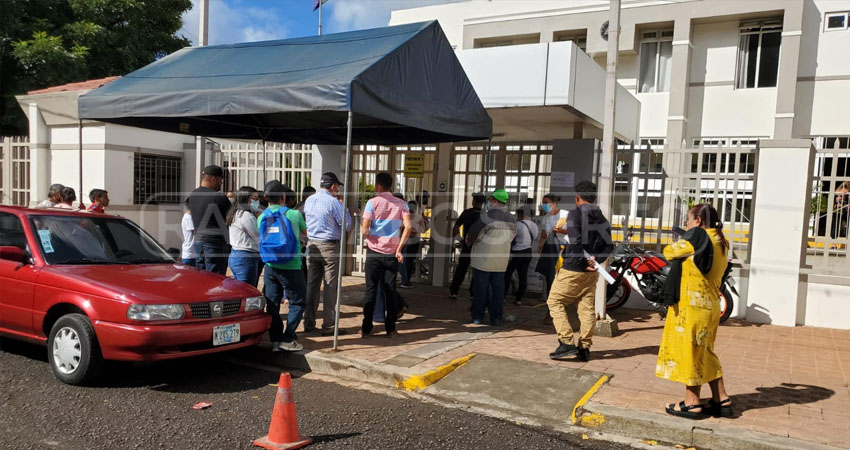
[212,324,240,346]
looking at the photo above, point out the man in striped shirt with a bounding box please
[360,172,411,337]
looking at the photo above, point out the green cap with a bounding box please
[491,189,509,204]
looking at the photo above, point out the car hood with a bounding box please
[40,263,261,304]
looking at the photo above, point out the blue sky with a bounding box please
[178,0,465,45]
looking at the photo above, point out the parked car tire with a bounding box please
[47,314,103,385]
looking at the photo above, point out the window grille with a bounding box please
[134,153,182,204]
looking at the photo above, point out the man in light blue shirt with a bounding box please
[303,172,352,335]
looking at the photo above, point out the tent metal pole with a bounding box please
[333,111,354,352]
[484,138,492,194]
[78,120,84,208]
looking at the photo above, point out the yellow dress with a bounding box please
[655,228,728,386]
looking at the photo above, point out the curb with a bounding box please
[576,402,840,450]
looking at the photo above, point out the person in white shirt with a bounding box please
[505,208,540,305]
[181,200,197,266]
[399,201,428,288]
[226,186,261,287]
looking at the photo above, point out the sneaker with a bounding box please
[278,340,303,352]
[490,319,502,327]
[399,284,413,289]
[385,330,398,338]
[397,305,408,320]
[549,343,579,360]
[577,347,590,362]
[472,319,482,325]
[271,341,282,352]
[449,294,458,300]
[358,329,372,338]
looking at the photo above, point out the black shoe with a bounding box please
[549,343,579,360]
[303,325,316,333]
[705,398,734,418]
[577,347,590,362]
[321,328,347,336]
[490,319,502,327]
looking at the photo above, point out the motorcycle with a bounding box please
[604,225,737,323]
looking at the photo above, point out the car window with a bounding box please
[0,212,28,251]
[30,215,173,265]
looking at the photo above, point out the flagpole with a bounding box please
[318,0,323,35]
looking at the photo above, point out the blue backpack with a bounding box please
[259,207,299,264]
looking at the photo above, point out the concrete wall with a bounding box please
[804,280,850,330]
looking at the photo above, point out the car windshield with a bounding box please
[30,215,173,265]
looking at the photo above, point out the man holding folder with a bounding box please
[547,181,614,362]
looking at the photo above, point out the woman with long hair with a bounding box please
[536,193,567,323]
[227,186,261,287]
[658,203,732,419]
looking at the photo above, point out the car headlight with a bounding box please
[127,304,185,321]
[245,296,265,312]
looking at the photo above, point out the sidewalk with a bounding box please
[280,276,849,448]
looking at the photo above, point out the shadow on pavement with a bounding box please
[310,432,362,444]
[729,383,835,418]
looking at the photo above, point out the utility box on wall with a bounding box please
[550,138,599,209]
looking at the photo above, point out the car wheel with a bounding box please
[48,314,103,385]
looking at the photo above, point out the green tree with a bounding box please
[0,0,192,136]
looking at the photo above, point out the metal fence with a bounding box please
[807,137,850,274]
[1,136,31,206]
[613,140,758,264]
[218,140,313,194]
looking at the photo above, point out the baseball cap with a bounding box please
[471,192,486,203]
[320,172,343,187]
[202,165,224,177]
[491,189,509,204]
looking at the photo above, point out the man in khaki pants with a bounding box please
[548,181,613,362]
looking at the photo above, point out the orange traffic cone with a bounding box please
[253,373,313,450]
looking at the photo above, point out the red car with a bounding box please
[0,206,270,385]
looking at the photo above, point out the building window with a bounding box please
[555,32,587,51]
[825,12,849,31]
[134,153,182,205]
[638,29,673,93]
[736,20,782,89]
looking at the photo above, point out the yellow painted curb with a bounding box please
[396,353,476,392]
[570,374,609,425]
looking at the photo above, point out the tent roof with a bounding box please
[77,21,492,145]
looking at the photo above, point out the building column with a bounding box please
[312,145,343,185]
[430,143,453,287]
[666,19,693,148]
[28,103,50,206]
[773,5,804,139]
[745,139,813,326]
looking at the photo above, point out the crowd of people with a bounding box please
[33,165,733,419]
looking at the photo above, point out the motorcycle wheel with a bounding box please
[605,273,632,311]
[719,285,734,323]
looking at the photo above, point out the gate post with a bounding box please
[745,139,814,326]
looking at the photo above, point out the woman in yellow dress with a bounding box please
[657,203,732,419]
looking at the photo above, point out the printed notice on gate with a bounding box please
[404,155,424,178]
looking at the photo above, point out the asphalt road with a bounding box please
[0,339,638,450]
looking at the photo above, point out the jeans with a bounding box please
[181,258,197,267]
[449,244,472,296]
[471,269,506,324]
[363,248,400,334]
[504,248,532,303]
[264,266,307,343]
[193,240,230,275]
[305,241,341,331]
[399,241,421,286]
[228,250,260,287]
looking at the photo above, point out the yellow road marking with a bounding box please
[395,353,476,392]
[570,374,609,424]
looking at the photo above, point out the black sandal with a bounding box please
[665,401,707,420]
[705,398,734,418]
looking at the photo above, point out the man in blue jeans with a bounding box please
[466,189,516,326]
[187,165,231,275]
[259,181,308,352]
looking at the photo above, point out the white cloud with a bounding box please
[327,0,466,32]
[178,0,291,46]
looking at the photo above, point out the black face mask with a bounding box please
[259,198,269,208]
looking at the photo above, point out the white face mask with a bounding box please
[228,197,236,205]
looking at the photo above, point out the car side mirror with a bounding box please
[0,246,29,265]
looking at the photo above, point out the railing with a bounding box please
[613,140,757,264]
[0,136,31,206]
[807,138,850,274]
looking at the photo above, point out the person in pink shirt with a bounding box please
[360,172,411,337]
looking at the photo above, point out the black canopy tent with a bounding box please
[78,20,492,349]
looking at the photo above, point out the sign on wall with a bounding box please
[404,155,424,178]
